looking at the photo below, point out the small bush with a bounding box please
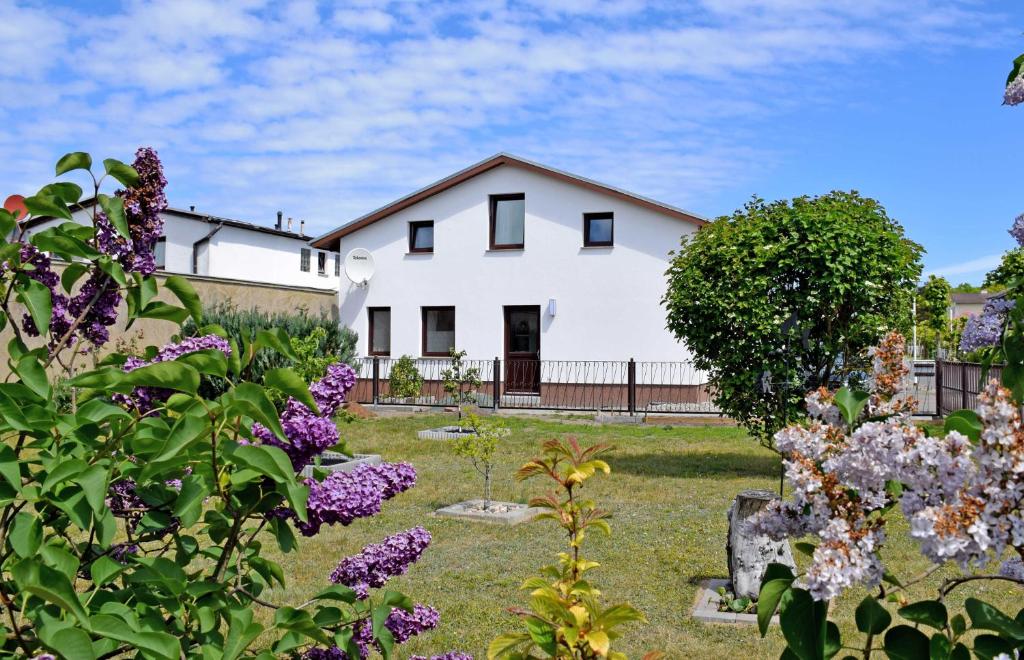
[388,355,423,399]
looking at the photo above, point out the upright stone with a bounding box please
[727,489,796,600]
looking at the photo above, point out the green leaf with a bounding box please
[31,228,101,261]
[123,361,200,394]
[15,353,50,399]
[230,444,295,484]
[164,275,202,323]
[488,632,532,658]
[24,194,72,221]
[38,182,83,205]
[855,596,892,635]
[0,444,21,492]
[311,584,358,604]
[97,193,130,240]
[898,600,947,630]
[102,158,140,188]
[77,465,109,515]
[779,588,821,660]
[69,366,125,389]
[966,597,1024,640]
[758,578,793,636]
[944,410,983,443]
[256,327,298,362]
[16,276,52,335]
[172,475,210,527]
[138,301,191,323]
[228,337,242,378]
[223,608,263,660]
[0,209,13,236]
[231,382,286,440]
[883,625,930,660]
[833,387,869,426]
[61,262,90,293]
[177,349,228,378]
[793,541,817,558]
[973,634,1014,660]
[56,151,92,176]
[1007,52,1024,85]
[46,626,95,660]
[89,555,124,585]
[9,512,42,557]
[12,558,91,627]
[824,621,840,659]
[265,367,319,414]
[90,614,179,660]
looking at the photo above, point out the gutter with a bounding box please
[192,221,224,275]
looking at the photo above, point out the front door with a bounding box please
[504,306,541,394]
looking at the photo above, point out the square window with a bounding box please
[154,237,166,270]
[422,306,455,356]
[300,248,311,272]
[409,221,434,253]
[317,251,327,276]
[489,193,525,249]
[369,307,391,355]
[583,212,614,247]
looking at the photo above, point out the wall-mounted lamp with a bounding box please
[547,298,557,317]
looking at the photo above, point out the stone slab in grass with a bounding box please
[594,413,646,425]
[299,452,382,479]
[417,426,477,440]
[692,578,777,626]
[433,499,542,525]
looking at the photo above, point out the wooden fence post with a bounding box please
[492,357,500,411]
[934,357,943,418]
[372,356,380,406]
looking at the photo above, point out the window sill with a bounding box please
[405,251,434,256]
[580,245,614,250]
[486,247,525,253]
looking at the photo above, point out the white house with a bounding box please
[21,204,339,290]
[311,153,707,400]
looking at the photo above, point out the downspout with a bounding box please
[192,222,224,275]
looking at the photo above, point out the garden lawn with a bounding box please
[262,413,1022,659]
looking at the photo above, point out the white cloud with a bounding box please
[924,254,1003,280]
[0,0,1008,238]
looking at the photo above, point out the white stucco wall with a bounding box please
[336,165,699,364]
[23,209,337,291]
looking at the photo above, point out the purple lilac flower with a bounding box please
[15,244,72,340]
[310,362,358,417]
[304,605,442,659]
[959,297,1015,354]
[292,462,416,536]
[115,334,231,412]
[1011,213,1024,247]
[109,543,139,563]
[1005,74,1024,106]
[118,147,168,275]
[409,653,474,660]
[253,398,340,470]
[330,527,432,598]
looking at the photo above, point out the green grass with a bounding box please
[261,413,1022,659]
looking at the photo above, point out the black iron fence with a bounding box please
[351,356,718,414]
[935,359,1003,417]
[349,357,948,417]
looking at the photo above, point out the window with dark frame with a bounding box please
[317,251,327,276]
[154,237,167,270]
[335,254,341,276]
[583,212,614,247]
[421,306,455,356]
[300,248,311,272]
[409,220,434,253]
[368,307,391,356]
[489,193,525,249]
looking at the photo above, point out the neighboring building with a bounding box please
[20,203,339,290]
[950,292,989,319]
[311,153,707,396]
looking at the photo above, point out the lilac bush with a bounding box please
[115,334,232,412]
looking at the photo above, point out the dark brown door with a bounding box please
[504,306,541,394]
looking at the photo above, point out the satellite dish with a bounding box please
[344,248,375,287]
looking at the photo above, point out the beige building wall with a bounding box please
[1,264,337,378]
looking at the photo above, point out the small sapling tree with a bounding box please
[441,347,481,428]
[388,354,424,399]
[451,413,510,511]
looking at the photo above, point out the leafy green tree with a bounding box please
[984,247,1024,288]
[917,275,951,352]
[387,355,423,399]
[441,348,481,427]
[663,191,922,446]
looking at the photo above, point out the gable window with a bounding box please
[335,254,341,276]
[409,220,434,253]
[583,212,614,247]
[489,193,525,250]
[317,251,327,276]
[300,248,311,272]
[368,307,391,355]
[422,306,455,356]
[154,237,167,270]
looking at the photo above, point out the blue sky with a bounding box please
[2,0,1023,284]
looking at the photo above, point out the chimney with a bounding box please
[300,219,305,235]
[287,217,293,231]
[190,205,195,212]
[276,210,283,230]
